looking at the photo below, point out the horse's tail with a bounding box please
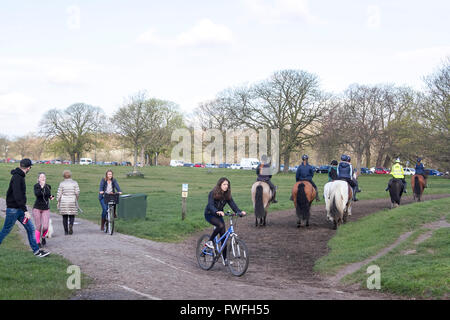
[296,183,310,221]
[330,193,338,219]
[389,179,401,205]
[414,175,421,196]
[254,185,265,219]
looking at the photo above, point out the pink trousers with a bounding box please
[32,208,50,243]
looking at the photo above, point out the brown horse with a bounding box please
[251,181,272,227]
[411,174,425,202]
[291,181,316,228]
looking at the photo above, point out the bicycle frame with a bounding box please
[202,214,238,262]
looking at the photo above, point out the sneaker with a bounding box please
[205,241,214,249]
[34,250,50,258]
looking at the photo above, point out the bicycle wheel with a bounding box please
[107,204,114,235]
[227,236,249,276]
[196,234,216,270]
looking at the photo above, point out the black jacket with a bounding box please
[204,191,241,217]
[33,183,52,210]
[6,168,27,212]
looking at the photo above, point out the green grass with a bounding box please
[314,197,450,299]
[0,216,90,299]
[0,163,449,242]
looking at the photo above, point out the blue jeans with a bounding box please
[99,197,108,219]
[0,208,39,253]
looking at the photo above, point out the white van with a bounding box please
[79,158,92,165]
[404,167,416,175]
[240,158,260,170]
[170,159,184,167]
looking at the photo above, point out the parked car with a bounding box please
[205,163,218,168]
[403,167,416,176]
[230,163,241,170]
[317,165,330,174]
[360,167,373,174]
[194,163,205,168]
[63,160,72,165]
[218,163,231,169]
[79,158,92,165]
[425,169,442,176]
[240,158,260,170]
[121,161,132,166]
[183,163,194,167]
[289,166,298,172]
[170,159,184,167]
[375,167,389,174]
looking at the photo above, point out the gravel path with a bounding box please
[1,194,448,300]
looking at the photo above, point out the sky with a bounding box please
[1,0,449,138]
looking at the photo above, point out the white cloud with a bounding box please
[136,19,234,48]
[243,0,323,25]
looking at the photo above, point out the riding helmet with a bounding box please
[302,154,309,161]
[417,158,422,162]
[330,160,338,165]
[395,158,400,163]
[341,154,347,161]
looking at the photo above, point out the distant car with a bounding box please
[403,167,416,176]
[205,163,218,168]
[218,163,231,169]
[121,161,132,166]
[230,163,241,170]
[54,159,62,164]
[170,159,184,167]
[63,160,72,165]
[317,165,330,174]
[194,163,205,168]
[375,167,389,174]
[183,163,194,167]
[79,158,92,165]
[360,167,373,174]
[425,169,441,176]
[289,166,298,172]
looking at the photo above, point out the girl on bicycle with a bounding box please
[204,177,246,263]
[99,170,122,231]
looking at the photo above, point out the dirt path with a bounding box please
[1,194,448,300]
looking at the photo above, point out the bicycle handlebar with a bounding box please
[224,211,244,217]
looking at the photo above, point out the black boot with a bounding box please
[272,188,278,203]
[315,188,320,201]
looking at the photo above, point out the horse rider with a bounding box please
[328,160,338,182]
[337,154,358,201]
[295,154,320,201]
[385,158,407,193]
[256,154,277,203]
[414,158,427,188]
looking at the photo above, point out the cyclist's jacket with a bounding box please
[204,191,241,217]
[296,163,315,182]
[391,163,404,179]
[98,178,122,200]
[415,163,425,175]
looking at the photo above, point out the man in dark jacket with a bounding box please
[295,155,320,201]
[0,159,50,257]
[256,154,277,203]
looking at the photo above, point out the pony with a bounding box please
[323,180,352,230]
[251,181,273,227]
[388,178,404,208]
[291,181,316,227]
[411,174,425,202]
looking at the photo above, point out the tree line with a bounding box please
[1,59,448,172]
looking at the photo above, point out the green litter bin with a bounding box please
[117,194,147,220]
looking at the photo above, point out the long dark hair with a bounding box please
[212,177,231,201]
[104,170,114,181]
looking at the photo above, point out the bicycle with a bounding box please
[104,193,119,235]
[196,211,249,276]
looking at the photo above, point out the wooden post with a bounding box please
[181,184,188,220]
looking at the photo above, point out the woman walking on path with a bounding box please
[57,170,80,235]
[32,172,54,247]
[99,170,122,231]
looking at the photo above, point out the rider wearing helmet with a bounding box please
[328,159,338,182]
[337,155,358,201]
[415,158,427,187]
[385,158,407,193]
[295,154,320,201]
[256,154,277,203]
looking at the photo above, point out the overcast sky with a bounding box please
[1,0,449,138]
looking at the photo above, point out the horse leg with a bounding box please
[255,217,258,227]
[333,220,337,230]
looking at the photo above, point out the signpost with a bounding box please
[182,184,188,220]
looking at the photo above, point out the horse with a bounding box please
[251,181,273,227]
[323,180,352,230]
[291,181,316,227]
[411,174,425,202]
[388,178,404,208]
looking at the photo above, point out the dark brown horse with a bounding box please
[411,174,426,202]
[291,181,316,228]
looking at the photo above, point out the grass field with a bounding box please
[0,163,449,242]
[314,197,450,299]
[0,216,89,300]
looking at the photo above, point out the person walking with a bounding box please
[56,170,80,235]
[0,159,50,257]
[32,172,54,248]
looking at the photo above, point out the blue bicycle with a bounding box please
[196,211,249,276]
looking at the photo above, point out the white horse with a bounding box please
[323,180,353,230]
